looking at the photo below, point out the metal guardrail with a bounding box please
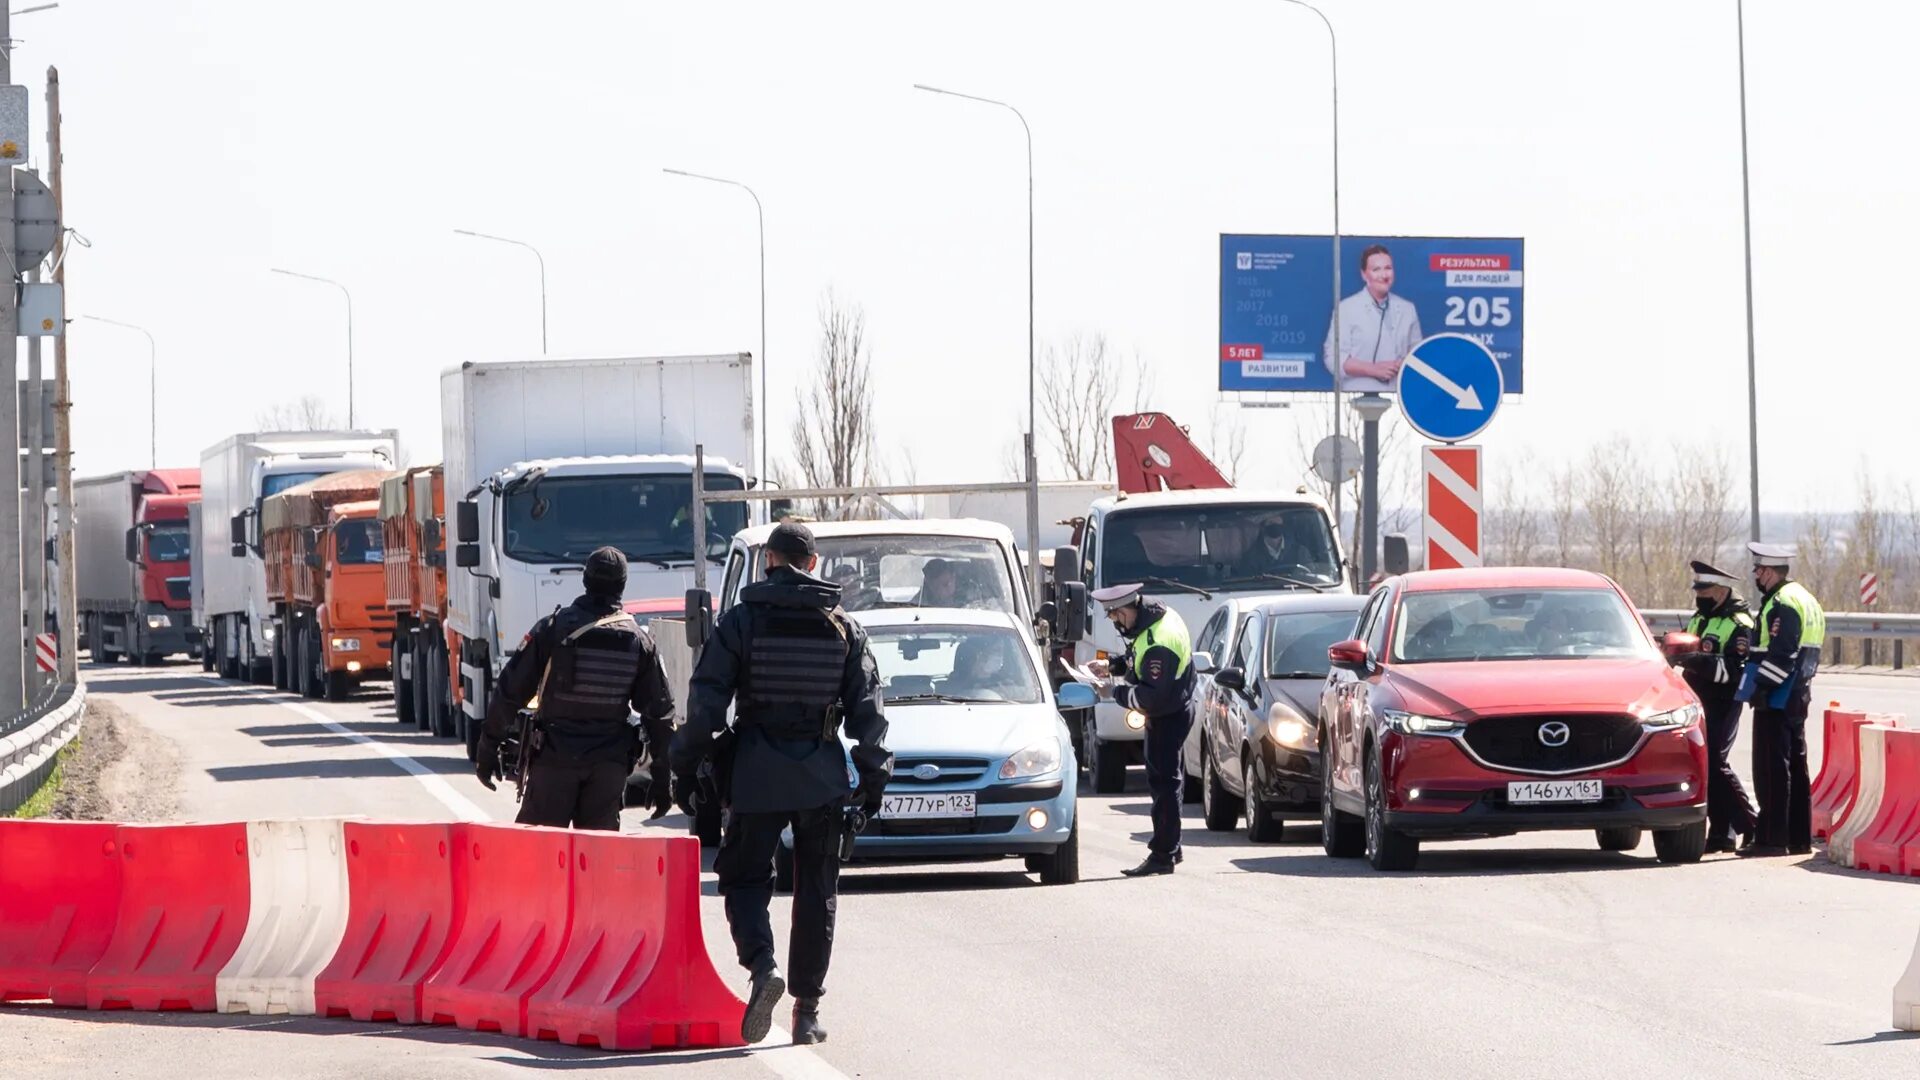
[0,680,86,815]
[1641,610,1920,639]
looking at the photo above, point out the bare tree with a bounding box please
[1038,333,1118,481]
[791,290,878,518]
[1203,402,1249,484]
[256,394,339,432]
[1128,349,1157,415]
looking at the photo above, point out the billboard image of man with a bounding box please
[1324,243,1423,393]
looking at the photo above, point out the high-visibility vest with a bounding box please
[1127,606,1192,678]
[1756,580,1826,652]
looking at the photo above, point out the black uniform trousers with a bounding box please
[713,803,843,1001]
[1750,688,1812,851]
[514,756,628,832]
[1701,694,1757,844]
[1142,711,1194,859]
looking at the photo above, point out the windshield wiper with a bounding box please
[886,693,1010,705]
[650,549,728,567]
[1139,576,1213,600]
[1268,671,1329,680]
[1219,573,1328,593]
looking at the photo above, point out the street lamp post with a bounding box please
[663,169,767,486]
[453,228,548,355]
[77,315,156,467]
[913,83,1044,607]
[1736,0,1762,543]
[270,268,354,427]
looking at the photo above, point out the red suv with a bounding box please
[1318,567,1709,871]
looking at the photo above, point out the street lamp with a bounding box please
[663,168,766,485]
[1736,0,1761,543]
[77,315,155,467]
[913,82,1043,606]
[453,228,547,355]
[269,268,354,427]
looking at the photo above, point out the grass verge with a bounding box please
[9,734,82,819]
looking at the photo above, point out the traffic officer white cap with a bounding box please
[1747,542,1797,567]
[1090,583,1143,612]
[1688,559,1741,589]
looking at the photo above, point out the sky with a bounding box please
[24,0,1918,513]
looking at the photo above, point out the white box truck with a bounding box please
[442,354,758,754]
[198,431,399,682]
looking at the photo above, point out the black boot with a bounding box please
[791,999,828,1045]
[741,962,786,1045]
[1121,854,1176,877]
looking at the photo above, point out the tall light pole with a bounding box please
[1736,0,1762,543]
[914,83,1043,606]
[453,228,547,355]
[77,315,156,467]
[663,168,767,486]
[270,268,354,427]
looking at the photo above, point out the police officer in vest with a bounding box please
[1680,559,1759,854]
[1087,583,1196,877]
[1737,542,1826,858]
[475,547,676,829]
[670,521,890,1046]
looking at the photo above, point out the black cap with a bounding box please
[767,521,816,560]
[583,546,628,593]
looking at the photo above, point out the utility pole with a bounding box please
[48,64,75,683]
[0,4,24,709]
[24,254,44,693]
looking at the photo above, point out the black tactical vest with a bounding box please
[742,605,851,739]
[538,614,644,724]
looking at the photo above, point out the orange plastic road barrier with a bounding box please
[1812,710,1874,840]
[313,823,459,1023]
[419,823,573,1036]
[86,822,251,1011]
[1853,729,1920,875]
[0,821,123,1007]
[526,834,746,1051]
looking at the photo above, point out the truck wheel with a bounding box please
[325,668,351,702]
[1035,818,1080,885]
[272,630,289,691]
[391,638,415,725]
[302,628,323,699]
[411,639,431,732]
[430,641,455,739]
[200,641,214,673]
[1081,716,1127,795]
[98,617,122,664]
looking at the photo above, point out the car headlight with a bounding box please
[1642,703,1702,732]
[1124,709,1147,731]
[1384,710,1464,736]
[999,740,1063,780]
[1266,702,1313,748]
[146,614,168,629]
[330,637,361,652]
[263,625,277,642]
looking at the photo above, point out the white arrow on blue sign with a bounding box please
[1395,333,1503,443]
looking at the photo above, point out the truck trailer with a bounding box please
[380,465,453,736]
[73,469,201,664]
[262,469,399,700]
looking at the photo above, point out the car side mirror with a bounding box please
[1056,682,1097,710]
[1192,650,1216,675]
[1660,631,1702,664]
[685,588,714,648]
[1329,638,1372,672]
[124,527,142,565]
[1057,580,1089,643]
[304,547,322,570]
[1382,534,1411,576]
[229,512,246,556]
[1213,666,1247,693]
[1052,545,1082,589]
[454,542,480,569]
[455,499,480,544]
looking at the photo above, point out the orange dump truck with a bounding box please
[380,465,454,735]
[263,469,400,700]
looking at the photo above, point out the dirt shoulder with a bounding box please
[51,696,183,822]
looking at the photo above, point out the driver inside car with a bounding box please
[941,635,1015,700]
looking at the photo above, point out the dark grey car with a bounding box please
[1192,594,1367,842]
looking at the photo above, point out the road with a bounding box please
[5,666,1920,1078]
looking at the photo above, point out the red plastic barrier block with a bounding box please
[0,821,123,1006]
[526,834,746,1051]
[313,823,458,1024]
[85,823,250,1012]
[418,823,572,1036]
[1812,711,1872,840]
[1854,730,1920,875]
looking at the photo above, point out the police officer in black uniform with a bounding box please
[476,547,675,830]
[1679,559,1758,854]
[670,521,890,1047]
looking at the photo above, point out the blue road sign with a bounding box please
[1396,333,1503,443]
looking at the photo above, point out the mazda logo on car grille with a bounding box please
[1537,722,1571,747]
[913,764,942,781]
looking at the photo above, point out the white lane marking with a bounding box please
[191,675,850,1079]
[195,678,489,823]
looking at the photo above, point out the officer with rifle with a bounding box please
[671,521,891,1047]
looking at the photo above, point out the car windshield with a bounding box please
[803,536,1020,619]
[503,473,746,565]
[864,623,1044,705]
[1391,587,1650,663]
[1101,503,1341,593]
[334,519,384,566]
[146,523,191,562]
[1264,609,1363,678]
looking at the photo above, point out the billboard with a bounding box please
[1219,234,1525,395]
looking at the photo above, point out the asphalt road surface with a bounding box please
[6,666,1920,1079]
